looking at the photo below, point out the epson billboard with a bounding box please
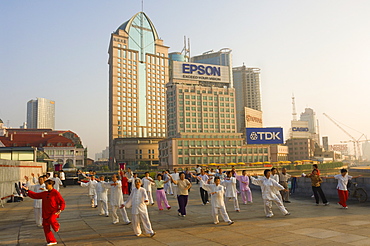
[172,61,230,83]
[246,128,284,145]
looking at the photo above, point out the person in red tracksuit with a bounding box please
[24,179,65,246]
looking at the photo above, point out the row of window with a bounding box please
[178,148,268,155]
[176,156,269,165]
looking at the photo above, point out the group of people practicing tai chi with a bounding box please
[22,165,360,245]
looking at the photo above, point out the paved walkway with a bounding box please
[1,184,370,246]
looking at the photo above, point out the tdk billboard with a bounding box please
[246,128,284,145]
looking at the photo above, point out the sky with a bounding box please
[1,0,370,158]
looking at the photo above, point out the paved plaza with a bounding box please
[1,184,370,246]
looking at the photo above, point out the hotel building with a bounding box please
[108,12,169,169]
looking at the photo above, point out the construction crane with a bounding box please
[323,113,364,162]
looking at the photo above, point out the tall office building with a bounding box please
[191,48,233,87]
[108,12,169,169]
[232,65,262,133]
[26,97,55,129]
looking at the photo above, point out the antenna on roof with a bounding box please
[142,0,144,12]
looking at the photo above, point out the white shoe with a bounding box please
[47,242,57,246]
[228,221,234,225]
[285,212,291,216]
[266,214,273,218]
[214,222,219,225]
[136,233,141,237]
[125,221,131,225]
[113,221,119,224]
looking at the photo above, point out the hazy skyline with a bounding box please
[1,0,370,158]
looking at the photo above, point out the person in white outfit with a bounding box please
[250,169,290,218]
[96,176,109,216]
[198,176,234,225]
[170,168,180,197]
[51,173,63,192]
[59,170,66,188]
[122,179,155,237]
[128,173,138,193]
[104,174,131,225]
[222,171,240,212]
[142,172,155,205]
[79,176,98,208]
[25,175,46,227]
[270,168,283,203]
[164,170,173,195]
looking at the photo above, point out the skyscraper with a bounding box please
[300,108,320,144]
[232,65,262,133]
[108,12,169,168]
[26,97,55,129]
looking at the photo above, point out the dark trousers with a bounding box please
[61,180,66,188]
[312,186,328,204]
[177,195,189,215]
[128,183,132,195]
[200,187,208,205]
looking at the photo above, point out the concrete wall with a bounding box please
[249,176,370,201]
[290,176,370,199]
[0,159,46,202]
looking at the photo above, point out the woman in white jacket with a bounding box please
[122,179,155,237]
[222,171,240,212]
[78,176,98,208]
[96,176,109,216]
[250,169,290,218]
[104,175,131,225]
[198,176,234,225]
[25,175,47,227]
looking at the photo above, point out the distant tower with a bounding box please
[292,94,297,121]
[27,97,55,129]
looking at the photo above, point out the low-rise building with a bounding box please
[0,129,85,168]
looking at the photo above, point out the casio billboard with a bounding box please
[246,128,284,145]
[292,127,309,132]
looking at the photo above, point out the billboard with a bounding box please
[246,127,284,145]
[172,61,230,83]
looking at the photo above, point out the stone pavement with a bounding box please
[1,184,370,246]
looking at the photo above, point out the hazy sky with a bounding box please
[1,0,370,158]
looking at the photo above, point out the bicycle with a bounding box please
[347,180,368,203]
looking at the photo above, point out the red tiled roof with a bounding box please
[0,129,77,148]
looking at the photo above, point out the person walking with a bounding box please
[59,170,66,188]
[24,179,65,246]
[251,169,290,218]
[172,172,192,217]
[122,179,156,237]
